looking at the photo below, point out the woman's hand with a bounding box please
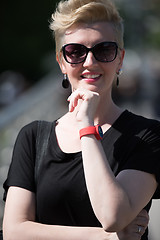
[93,210,149,240]
[67,88,100,127]
[116,209,149,240]
[98,209,149,240]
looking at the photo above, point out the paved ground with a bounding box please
[0,71,159,239]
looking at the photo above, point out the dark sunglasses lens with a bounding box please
[94,42,117,62]
[64,44,87,64]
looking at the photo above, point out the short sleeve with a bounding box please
[3,121,38,200]
[121,122,160,198]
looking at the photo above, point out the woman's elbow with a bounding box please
[3,227,17,240]
[100,212,129,232]
[3,223,26,240]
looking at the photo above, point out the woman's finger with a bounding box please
[67,88,99,113]
[134,209,149,229]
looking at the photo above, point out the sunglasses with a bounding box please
[62,41,118,64]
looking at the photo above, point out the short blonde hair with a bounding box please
[50,0,124,56]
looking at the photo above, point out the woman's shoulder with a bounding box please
[21,120,39,131]
[17,121,39,139]
[17,120,56,144]
[122,110,160,133]
[18,120,56,136]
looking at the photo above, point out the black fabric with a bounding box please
[35,120,53,185]
[0,230,3,240]
[3,110,160,239]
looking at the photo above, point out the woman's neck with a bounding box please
[93,94,123,126]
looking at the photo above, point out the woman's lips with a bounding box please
[81,73,102,82]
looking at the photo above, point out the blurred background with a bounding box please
[0,0,160,239]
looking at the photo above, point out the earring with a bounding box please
[116,76,119,87]
[62,74,69,89]
[116,69,123,87]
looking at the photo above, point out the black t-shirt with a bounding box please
[3,110,160,239]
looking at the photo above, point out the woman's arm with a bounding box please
[3,187,149,240]
[3,187,104,240]
[68,89,157,232]
[81,135,156,231]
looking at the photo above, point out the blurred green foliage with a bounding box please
[0,0,160,83]
[116,0,160,49]
[0,0,59,83]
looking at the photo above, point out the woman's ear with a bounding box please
[56,52,66,74]
[119,48,125,69]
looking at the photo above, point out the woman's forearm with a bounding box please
[81,135,133,231]
[4,222,116,240]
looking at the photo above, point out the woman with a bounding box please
[3,0,160,239]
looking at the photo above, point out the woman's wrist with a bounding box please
[78,120,94,130]
[79,125,103,140]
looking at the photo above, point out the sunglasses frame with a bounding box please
[62,41,118,64]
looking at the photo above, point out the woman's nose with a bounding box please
[83,51,98,67]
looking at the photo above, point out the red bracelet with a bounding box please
[79,125,103,140]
